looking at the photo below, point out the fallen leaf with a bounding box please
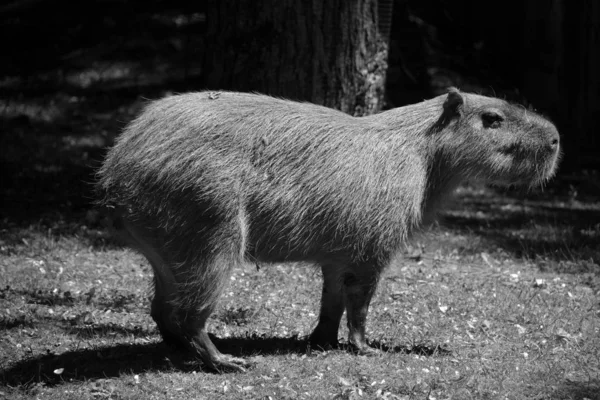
[555,328,573,341]
[481,252,496,267]
[533,278,546,288]
[339,377,352,386]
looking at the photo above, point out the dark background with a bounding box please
[1,0,599,225]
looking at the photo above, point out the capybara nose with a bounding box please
[551,135,559,148]
[549,127,560,153]
[539,121,560,153]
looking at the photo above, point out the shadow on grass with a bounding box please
[433,182,600,273]
[0,334,449,387]
[0,342,172,388]
[0,315,36,330]
[555,380,600,400]
[65,324,154,340]
[366,340,451,356]
[443,211,599,262]
[213,335,450,359]
[1,0,209,231]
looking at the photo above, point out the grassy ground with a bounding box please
[1,177,599,400]
[1,35,600,397]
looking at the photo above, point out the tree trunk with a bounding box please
[202,0,389,116]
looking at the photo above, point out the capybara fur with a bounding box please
[96,89,560,371]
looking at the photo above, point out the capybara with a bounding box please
[96,88,560,371]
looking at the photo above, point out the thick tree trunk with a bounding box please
[202,0,389,116]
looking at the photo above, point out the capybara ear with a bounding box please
[443,87,464,116]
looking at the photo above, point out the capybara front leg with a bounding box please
[309,264,345,349]
[343,269,380,355]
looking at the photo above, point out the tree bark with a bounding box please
[202,0,389,116]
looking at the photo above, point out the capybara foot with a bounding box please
[308,334,340,351]
[347,341,382,356]
[201,354,253,373]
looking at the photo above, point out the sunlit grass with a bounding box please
[1,188,599,399]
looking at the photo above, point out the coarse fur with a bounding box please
[96,88,561,371]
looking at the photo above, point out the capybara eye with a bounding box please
[482,111,503,129]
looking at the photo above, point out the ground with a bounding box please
[1,151,599,399]
[1,62,600,399]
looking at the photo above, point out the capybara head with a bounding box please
[431,88,561,188]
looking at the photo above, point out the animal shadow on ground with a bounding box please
[0,324,448,386]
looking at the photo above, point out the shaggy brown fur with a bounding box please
[96,88,560,371]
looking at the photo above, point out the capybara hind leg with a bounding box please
[309,264,345,349]
[343,266,380,355]
[186,313,251,373]
[173,244,250,371]
[150,285,185,349]
[116,216,182,347]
